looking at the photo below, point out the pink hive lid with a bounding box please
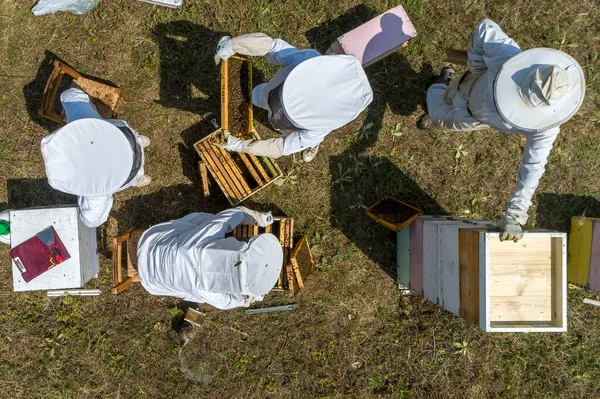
[336,4,417,66]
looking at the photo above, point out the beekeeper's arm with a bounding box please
[500,127,560,240]
[467,19,521,75]
[215,33,320,66]
[217,130,326,157]
[78,195,113,228]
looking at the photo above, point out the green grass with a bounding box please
[1,0,600,397]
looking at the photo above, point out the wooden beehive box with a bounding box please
[326,4,417,67]
[231,218,313,297]
[567,216,600,293]
[194,128,282,205]
[365,196,422,233]
[459,230,566,332]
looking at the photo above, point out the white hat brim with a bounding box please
[494,48,585,132]
[42,118,133,196]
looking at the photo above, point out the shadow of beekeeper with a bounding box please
[535,193,600,233]
[153,21,271,188]
[306,5,444,280]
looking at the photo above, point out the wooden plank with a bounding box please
[489,296,553,322]
[238,152,264,186]
[396,227,410,288]
[422,221,440,304]
[265,224,272,234]
[198,161,210,197]
[552,236,565,328]
[437,221,490,316]
[252,224,259,236]
[248,154,271,182]
[459,229,481,326]
[567,216,593,286]
[198,145,237,204]
[409,219,424,294]
[112,277,133,295]
[277,220,285,288]
[589,221,600,293]
[220,59,229,129]
[201,141,241,202]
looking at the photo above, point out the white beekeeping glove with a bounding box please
[499,214,524,242]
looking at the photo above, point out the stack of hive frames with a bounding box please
[232,217,313,296]
[194,128,281,205]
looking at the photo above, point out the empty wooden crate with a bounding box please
[567,216,600,293]
[459,230,566,332]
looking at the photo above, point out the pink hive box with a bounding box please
[327,5,417,67]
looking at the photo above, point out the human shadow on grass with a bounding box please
[535,193,600,233]
[307,5,443,280]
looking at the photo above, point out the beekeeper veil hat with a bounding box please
[494,48,585,132]
[241,233,283,296]
[281,55,373,131]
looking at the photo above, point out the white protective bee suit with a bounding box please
[41,88,147,228]
[426,19,585,236]
[214,33,373,158]
[136,207,283,310]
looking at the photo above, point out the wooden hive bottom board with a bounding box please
[488,237,554,322]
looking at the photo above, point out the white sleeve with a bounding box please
[267,39,321,67]
[504,127,560,225]
[467,19,521,75]
[78,195,113,228]
[281,129,328,156]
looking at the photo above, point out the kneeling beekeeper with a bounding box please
[136,207,283,310]
[418,19,585,242]
[213,33,373,163]
[41,87,151,228]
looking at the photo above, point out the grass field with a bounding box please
[1,0,600,397]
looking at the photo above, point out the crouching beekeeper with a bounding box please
[136,207,283,310]
[41,87,151,228]
[418,19,585,242]
[213,33,373,163]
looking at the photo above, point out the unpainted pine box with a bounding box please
[459,230,566,332]
[568,216,600,293]
[436,220,495,315]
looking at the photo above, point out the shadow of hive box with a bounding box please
[110,218,314,297]
[567,216,600,293]
[40,60,129,125]
[195,55,282,205]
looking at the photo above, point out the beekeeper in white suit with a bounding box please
[136,207,283,310]
[41,87,151,228]
[213,33,373,163]
[418,19,585,242]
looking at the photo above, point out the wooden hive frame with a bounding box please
[111,227,145,294]
[40,60,129,125]
[567,216,600,293]
[194,128,282,206]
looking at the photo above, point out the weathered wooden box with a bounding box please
[459,230,566,332]
[567,216,600,293]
